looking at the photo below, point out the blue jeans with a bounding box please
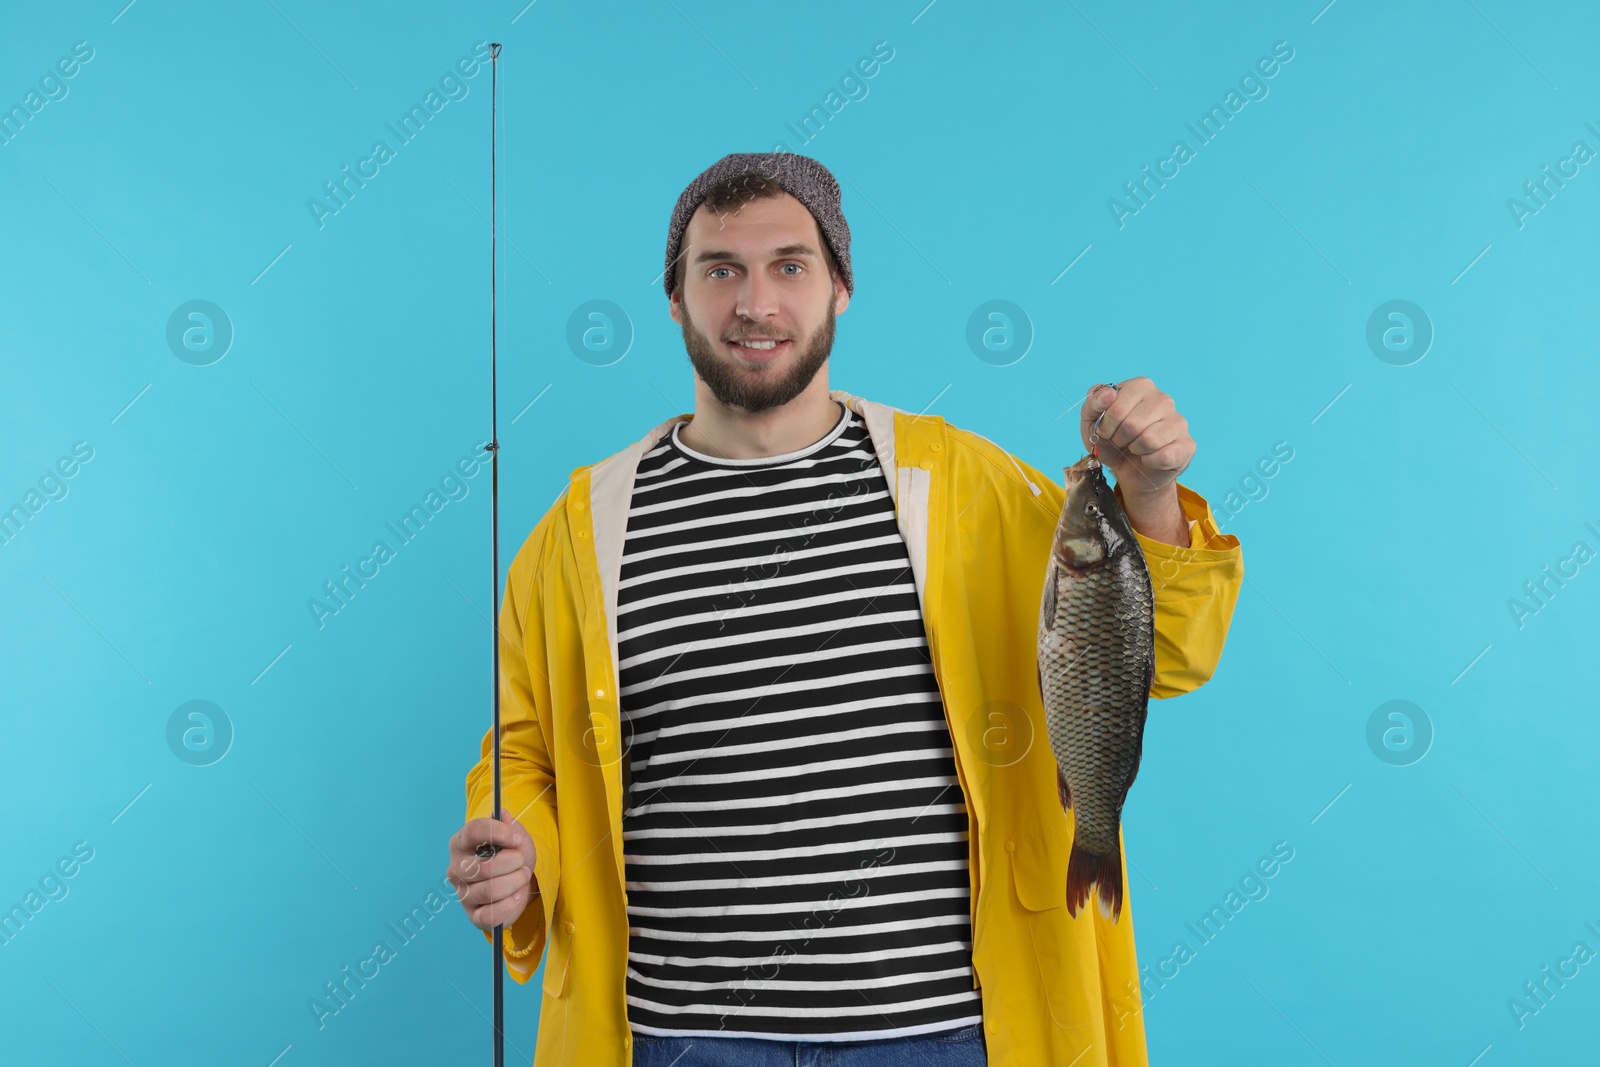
[630,1022,987,1066]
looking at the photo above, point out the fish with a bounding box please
[1036,453,1156,921]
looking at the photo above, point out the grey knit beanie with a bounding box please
[664,152,853,298]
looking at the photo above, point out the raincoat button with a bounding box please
[564,920,575,933]
[573,499,586,511]
[1005,840,1015,853]
[919,460,932,470]
[577,530,588,539]
[929,443,942,452]
[594,687,606,699]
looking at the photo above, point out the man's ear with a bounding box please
[832,273,850,316]
[668,287,683,325]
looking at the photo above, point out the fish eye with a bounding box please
[1084,503,1101,518]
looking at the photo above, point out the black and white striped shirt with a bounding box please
[618,401,983,1041]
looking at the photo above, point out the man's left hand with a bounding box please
[1078,377,1194,547]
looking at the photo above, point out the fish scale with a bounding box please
[1035,453,1155,920]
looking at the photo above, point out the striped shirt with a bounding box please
[618,401,983,1041]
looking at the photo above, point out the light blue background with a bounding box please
[3,2,1596,1064]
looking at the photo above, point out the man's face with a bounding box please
[669,191,850,414]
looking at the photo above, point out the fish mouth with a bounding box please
[1063,454,1103,486]
[1054,454,1109,569]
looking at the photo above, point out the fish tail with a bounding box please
[1065,846,1124,922]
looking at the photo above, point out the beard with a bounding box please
[680,291,837,414]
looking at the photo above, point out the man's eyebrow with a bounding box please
[691,243,819,265]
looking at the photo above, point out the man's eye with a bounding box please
[781,263,802,275]
[709,267,733,279]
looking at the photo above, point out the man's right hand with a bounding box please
[448,809,536,931]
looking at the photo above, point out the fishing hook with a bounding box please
[1090,381,1119,460]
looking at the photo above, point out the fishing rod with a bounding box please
[470,39,507,1067]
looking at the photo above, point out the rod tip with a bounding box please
[490,42,502,57]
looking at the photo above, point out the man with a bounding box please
[447,152,1243,1066]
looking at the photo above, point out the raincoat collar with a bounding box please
[581,388,909,654]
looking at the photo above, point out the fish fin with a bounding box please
[1065,846,1124,922]
[1057,766,1072,812]
[1041,560,1057,622]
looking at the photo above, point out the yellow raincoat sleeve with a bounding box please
[1016,455,1243,700]
[1114,480,1243,699]
[463,520,564,983]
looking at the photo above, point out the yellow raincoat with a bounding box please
[464,388,1243,1065]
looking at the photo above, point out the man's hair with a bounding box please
[672,173,841,296]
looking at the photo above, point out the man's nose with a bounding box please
[735,270,782,322]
